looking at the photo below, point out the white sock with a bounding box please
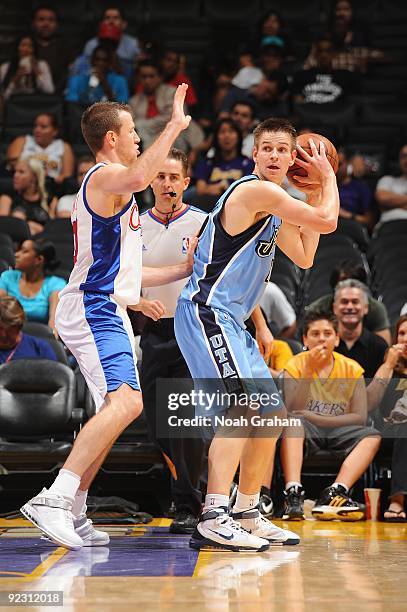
[332,482,348,492]
[71,489,88,518]
[233,490,260,512]
[48,469,81,503]
[203,494,229,513]
[286,481,302,491]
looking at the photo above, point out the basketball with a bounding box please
[286,132,339,188]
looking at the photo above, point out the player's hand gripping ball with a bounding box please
[287,132,339,192]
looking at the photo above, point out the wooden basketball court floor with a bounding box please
[1,517,406,611]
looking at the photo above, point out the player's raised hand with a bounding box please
[170,83,191,131]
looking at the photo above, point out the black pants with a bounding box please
[140,318,205,516]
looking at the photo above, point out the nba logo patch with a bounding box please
[182,237,190,254]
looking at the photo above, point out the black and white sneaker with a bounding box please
[190,507,270,552]
[283,485,305,521]
[312,485,365,521]
[259,493,274,518]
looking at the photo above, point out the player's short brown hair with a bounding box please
[253,118,297,150]
[81,101,132,154]
[0,296,26,330]
[168,148,189,176]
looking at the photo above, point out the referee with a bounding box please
[140,148,207,534]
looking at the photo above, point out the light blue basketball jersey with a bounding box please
[180,174,282,327]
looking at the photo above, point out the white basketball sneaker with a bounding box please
[20,488,83,550]
[232,507,300,546]
[42,512,110,547]
[190,507,270,552]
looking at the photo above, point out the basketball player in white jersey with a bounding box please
[21,84,196,550]
[140,148,207,534]
[174,118,340,551]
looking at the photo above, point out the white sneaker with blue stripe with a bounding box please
[190,507,270,552]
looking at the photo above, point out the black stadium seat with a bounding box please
[0,360,83,471]
[304,237,366,305]
[4,94,64,131]
[0,243,15,267]
[0,216,30,246]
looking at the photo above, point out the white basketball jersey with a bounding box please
[60,163,142,307]
[141,205,207,317]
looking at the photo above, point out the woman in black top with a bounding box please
[369,315,407,521]
[0,157,56,235]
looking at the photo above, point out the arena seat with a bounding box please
[205,0,261,24]
[270,248,302,310]
[303,237,366,305]
[334,218,370,252]
[0,259,9,274]
[0,360,83,470]
[372,220,407,239]
[295,103,357,138]
[22,322,54,339]
[0,243,15,267]
[147,0,201,23]
[43,218,73,244]
[0,216,30,245]
[261,0,322,26]
[4,94,64,130]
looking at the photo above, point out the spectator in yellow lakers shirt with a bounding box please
[280,311,380,521]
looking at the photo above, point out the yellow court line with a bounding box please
[192,551,213,578]
[3,547,70,583]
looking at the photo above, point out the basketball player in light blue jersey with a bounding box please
[21,85,197,550]
[175,118,340,552]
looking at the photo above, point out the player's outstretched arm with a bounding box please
[93,84,192,195]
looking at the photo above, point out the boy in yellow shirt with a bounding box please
[282,312,381,520]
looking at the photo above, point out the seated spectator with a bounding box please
[280,311,380,521]
[66,43,128,104]
[31,4,78,94]
[375,144,407,226]
[194,119,254,197]
[324,0,384,73]
[130,60,203,154]
[239,10,292,67]
[337,150,375,229]
[229,101,256,158]
[0,157,56,235]
[0,34,54,99]
[0,239,66,332]
[159,49,198,110]
[292,36,356,104]
[78,6,141,83]
[307,260,391,345]
[221,73,289,121]
[333,279,388,377]
[55,157,94,218]
[368,315,407,521]
[0,296,57,363]
[259,282,297,338]
[7,112,75,184]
